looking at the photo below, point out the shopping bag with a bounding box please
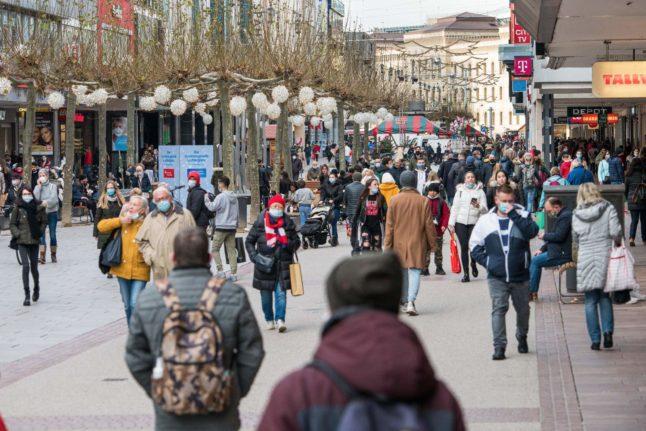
[225,237,247,264]
[345,221,352,237]
[535,211,545,230]
[290,253,304,297]
[605,242,639,293]
[450,233,462,274]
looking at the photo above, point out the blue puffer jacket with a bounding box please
[566,166,594,186]
[469,205,539,283]
[608,157,624,184]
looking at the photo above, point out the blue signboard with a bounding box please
[512,79,528,93]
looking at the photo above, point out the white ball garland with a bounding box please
[271,85,289,104]
[369,113,379,124]
[89,88,109,105]
[194,102,206,114]
[170,99,187,116]
[154,85,172,105]
[303,102,317,116]
[201,113,213,125]
[182,87,199,103]
[310,116,321,127]
[298,87,314,104]
[317,97,337,115]
[251,92,269,110]
[377,107,389,119]
[265,103,281,120]
[139,96,157,112]
[0,77,12,96]
[205,91,218,107]
[353,112,365,124]
[324,119,333,129]
[47,91,65,110]
[229,96,247,117]
[291,115,305,127]
[72,85,88,97]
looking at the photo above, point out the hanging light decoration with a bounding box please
[139,96,157,112]
[229,96,247,117]
[170,99,188,116]
[298,87,315,104]
[265,103,281,120]
[47,91,65,110]
[252,92,269,110]
[271,85,289,103]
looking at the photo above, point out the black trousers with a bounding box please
[18,244,39,292]
[454,223,476,276]
[349,219,360,252]
[360,223,383,252]
[629,210,646,241]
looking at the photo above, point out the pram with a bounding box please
[299,203,333,248]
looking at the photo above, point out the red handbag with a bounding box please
[450,233,462,274]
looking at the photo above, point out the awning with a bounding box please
[461,124,486,138]
[264,124,277,139]
[372,116,444,135]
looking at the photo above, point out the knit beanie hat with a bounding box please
[400,170,418,189]
[268,194,286,208]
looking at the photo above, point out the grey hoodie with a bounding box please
[34,181,59,214]
[205,190,239,231]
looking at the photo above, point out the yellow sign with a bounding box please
[592,61,646,98]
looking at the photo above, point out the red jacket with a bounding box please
[559,160,571,179]
[428,197,450,236]
[258,310,465,431]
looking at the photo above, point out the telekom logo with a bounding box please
[514,57,533,77]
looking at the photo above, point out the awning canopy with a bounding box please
[461,124,486,138]
[372,116,444,135]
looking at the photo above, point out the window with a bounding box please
[499,87,503,100]
[499,111,503,126]
[491,87,495,101]
[484,111,488,125]
[508,111,512,125]
[477,112,480,124]
[491,62,495,75]
[484,87,487,99]
[516,115,520,125]
[475,88,479,100]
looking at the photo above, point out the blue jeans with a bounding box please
[299,204,312,226]
[329,208,340,239]
[584,290,614,343]
[401,268,422,303]
[117,277,147,324]
[40,211,58,246]
[529,252,569,293]
[524,188,536,213]
[261,282,287,322]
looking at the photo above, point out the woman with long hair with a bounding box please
[10,187,47,306]
[94,180,125,253]
[354,178,388,252]
[572,183,622,350]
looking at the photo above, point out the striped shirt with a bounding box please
[498,217,510,254]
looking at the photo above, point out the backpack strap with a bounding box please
[199,277,225,312]
[308,359,359,399]
[155,279,181,312]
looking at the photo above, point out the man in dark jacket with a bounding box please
[185,171,210,230]
[469,184,539,360]
[258,160,271,209]
[529,197,572,300]
[608,150,625,184]
[343,172,365,255]
[438,151,458,194]
[320,170,344,246]
[258,252,465,431]
[126,227,264,431]
[387,158,406,187]
[5,173,25,207]
[446,152,466,203]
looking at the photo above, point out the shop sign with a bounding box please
[566,106,612,117]
[513,57,533,77]
[578,113,619,125]
[510,10,531,44]
[592,61,646,98]
[158,146,214,204]
[512,79,528,93]
[553,117,570,124]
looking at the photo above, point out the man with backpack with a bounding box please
[205,176,240,281]
[258,252,465,431]
[126,227,264,431]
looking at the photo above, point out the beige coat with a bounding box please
[384,188,437,269]
[135,205,195,280]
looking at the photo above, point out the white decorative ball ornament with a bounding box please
[47,91,65,110]
[298,87,315,104]
[324,120,333,129]
[154,85,172,105]
[139,96,157,112]
[251,92,269,110]
[182,87,199,103]
[206,91,218,107]
[90,88,109,105]
[310,116,321,127]
[385,113,395,122]
[369,113,379,124]
[229,96,247,117]
[170,99,188,116]
[194,102,206,114]
[303,102,317,116]
[72,85,88,97]
[0,77,12,96]
[353,113,364,124]
[201,113,213,125]
[322,113,333,123]
[77,94,92,107]
[291,115,305,127]
[377,107,388,119]
[317,97,337,115]
[271,85,289,104]
[265,103,281,120]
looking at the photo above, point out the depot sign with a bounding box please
[592,61,646,98]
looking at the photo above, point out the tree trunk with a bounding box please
[127,94,136,167]
[218,81,234,186]
[337,103,346,171]
[245,94,260,222]
[98,104,107,193]
[283,111,292,179]
[22,82,36,188]
[352,118,360,164]
[212,105,221,166]
[62,93,76,227]
[363,122,370,159]
[271,103,287,193]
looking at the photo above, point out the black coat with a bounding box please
[625,168,646,211]
[320,180,343,209]
[94,200,123,249]
[130,174,151,193]
[245,211,300,292]
[540,208,573,260]
[186,185,210,227]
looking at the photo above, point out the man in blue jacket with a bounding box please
[469,184,539,360]
[607,150,625,184]
[566,160,594,185]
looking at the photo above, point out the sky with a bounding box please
[343,0,509,31]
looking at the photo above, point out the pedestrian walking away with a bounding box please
[9,187,47,306]
[624,158,646,247]
[245,194,300,332]
[204,176,239,280]
[125,227,264,431]
[319,170,343,246]
[293,180,315,249]
[33,168,59,263]
[342,172,365,255]
[470,184,539,360]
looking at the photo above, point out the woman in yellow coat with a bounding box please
[379,172,400,206]
[97,195,150,324]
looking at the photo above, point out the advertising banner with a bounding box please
[592,61,646,98]
[111,116,128,152]
[32,112,54,156]
[158,145,213,206]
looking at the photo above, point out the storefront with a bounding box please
[0,108,18,162]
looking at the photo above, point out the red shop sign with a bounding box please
[510,11,531,44]
[514,57,533,77]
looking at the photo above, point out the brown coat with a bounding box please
[384,188,436,269]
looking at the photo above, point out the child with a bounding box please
[425,182,450,275]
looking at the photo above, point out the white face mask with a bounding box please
[188,179,197,188]
[22,195,33,203]
[130,212,141,221]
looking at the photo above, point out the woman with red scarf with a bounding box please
[246,194,300,333]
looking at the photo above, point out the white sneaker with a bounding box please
[266,321,275,330]
[228,274,238,282]
[627,297,640,305]
[399,303,407,313]
[216,271,226,279]
[406,302,418,316]
[632,292,646,301]
[277,320,287,333]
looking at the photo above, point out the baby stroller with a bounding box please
[299,203,333,248]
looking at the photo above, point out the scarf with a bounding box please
[264,212,288,248]
[18,199,42,240]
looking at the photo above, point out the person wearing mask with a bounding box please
[320,170,343,246]
[597,149,610,184]
[343,172,365,255]
[294,180,315,249]
[387,158,406,187]
[414,156,430,195]
[98,195,150,323]
[10,187,47,306]
[608,150,625,185]
[567,159,595,185]
[130,163,152,194]
[470,185,539,360]
[625,158,646,247]
[245,194,300,332]
[125,227,264,431]
[205,176,240,281]
[94,180,125,278]
[571,183,622,351]
[373,158,386,181]
[385,171,436,316]
[448,171,488,283]
[378,172,400,207]
[559,152,572,179]
[354,178,387,253]
[185,172,210,230]
[291,153,303,180]
[306,161,321,181]
[518,153,539,213]
[136,186,196,280]
[33,169,60,264]
[425,182,450,276]
[318,164,330,184]
[482,154,495,187]
[529,198,572,301]
[258,253,466,431]
[500,148,516,179]
[6,173,24,207]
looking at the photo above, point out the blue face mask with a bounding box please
[269,208,283,219]
[465,183,476,189]
[498,203,508,213]
[329,178,336,184]
[156,200,171,213]
[107,188,116,196]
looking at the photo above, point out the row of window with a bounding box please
[476,111,522,126]
[377,57,504,78]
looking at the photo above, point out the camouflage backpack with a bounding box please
[152,277,232,415]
